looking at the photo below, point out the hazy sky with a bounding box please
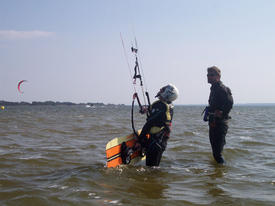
[1,0,275,105]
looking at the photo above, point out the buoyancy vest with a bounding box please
[148,100,174,135]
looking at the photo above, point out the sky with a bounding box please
[1,0,275,105]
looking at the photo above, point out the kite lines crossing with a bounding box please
[120,33,151,136]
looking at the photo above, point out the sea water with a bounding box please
[0,105,274,206]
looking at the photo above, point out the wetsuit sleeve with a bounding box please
[216,86,233,115]
[138,103,167,145]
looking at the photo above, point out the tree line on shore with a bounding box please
[0,100,108,106]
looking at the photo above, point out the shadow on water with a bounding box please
[100,165,172,205]
[203,161,275,206]
[206,163,228,201]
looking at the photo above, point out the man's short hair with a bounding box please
[207,66,221,77]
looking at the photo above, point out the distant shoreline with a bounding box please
[1,100,274,107]
[0,100,124,107]
[176,103,275,106]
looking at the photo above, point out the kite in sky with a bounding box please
[17,80,27,93]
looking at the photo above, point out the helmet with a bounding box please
[156,84,179,103]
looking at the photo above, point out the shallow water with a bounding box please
[0,105,275,206]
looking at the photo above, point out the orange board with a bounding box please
[106,130,145,168]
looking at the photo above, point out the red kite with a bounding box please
[18,80,27,93]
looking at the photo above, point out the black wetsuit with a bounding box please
[138,100,173,166]
[208,81,233,163]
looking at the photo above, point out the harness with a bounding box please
[149,100,172,135]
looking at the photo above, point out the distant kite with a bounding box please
[17,80,27,93]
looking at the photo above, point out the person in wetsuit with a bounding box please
[137,84,179,166]
[205,66,233,164]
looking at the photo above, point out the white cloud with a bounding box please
[0,30,55,40]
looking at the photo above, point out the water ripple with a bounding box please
[0,105,275,205]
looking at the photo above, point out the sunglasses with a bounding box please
[207,73,217,77]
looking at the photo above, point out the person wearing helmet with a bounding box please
[205,66,233,164]
[137,84,179,166]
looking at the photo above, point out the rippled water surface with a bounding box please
[0,105,275,206]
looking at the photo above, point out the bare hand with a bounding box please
[139,106,148,114]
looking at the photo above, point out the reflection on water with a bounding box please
[206,165,227,201]
[126,173,167,199]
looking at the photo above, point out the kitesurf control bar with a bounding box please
[120,33,151,136]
